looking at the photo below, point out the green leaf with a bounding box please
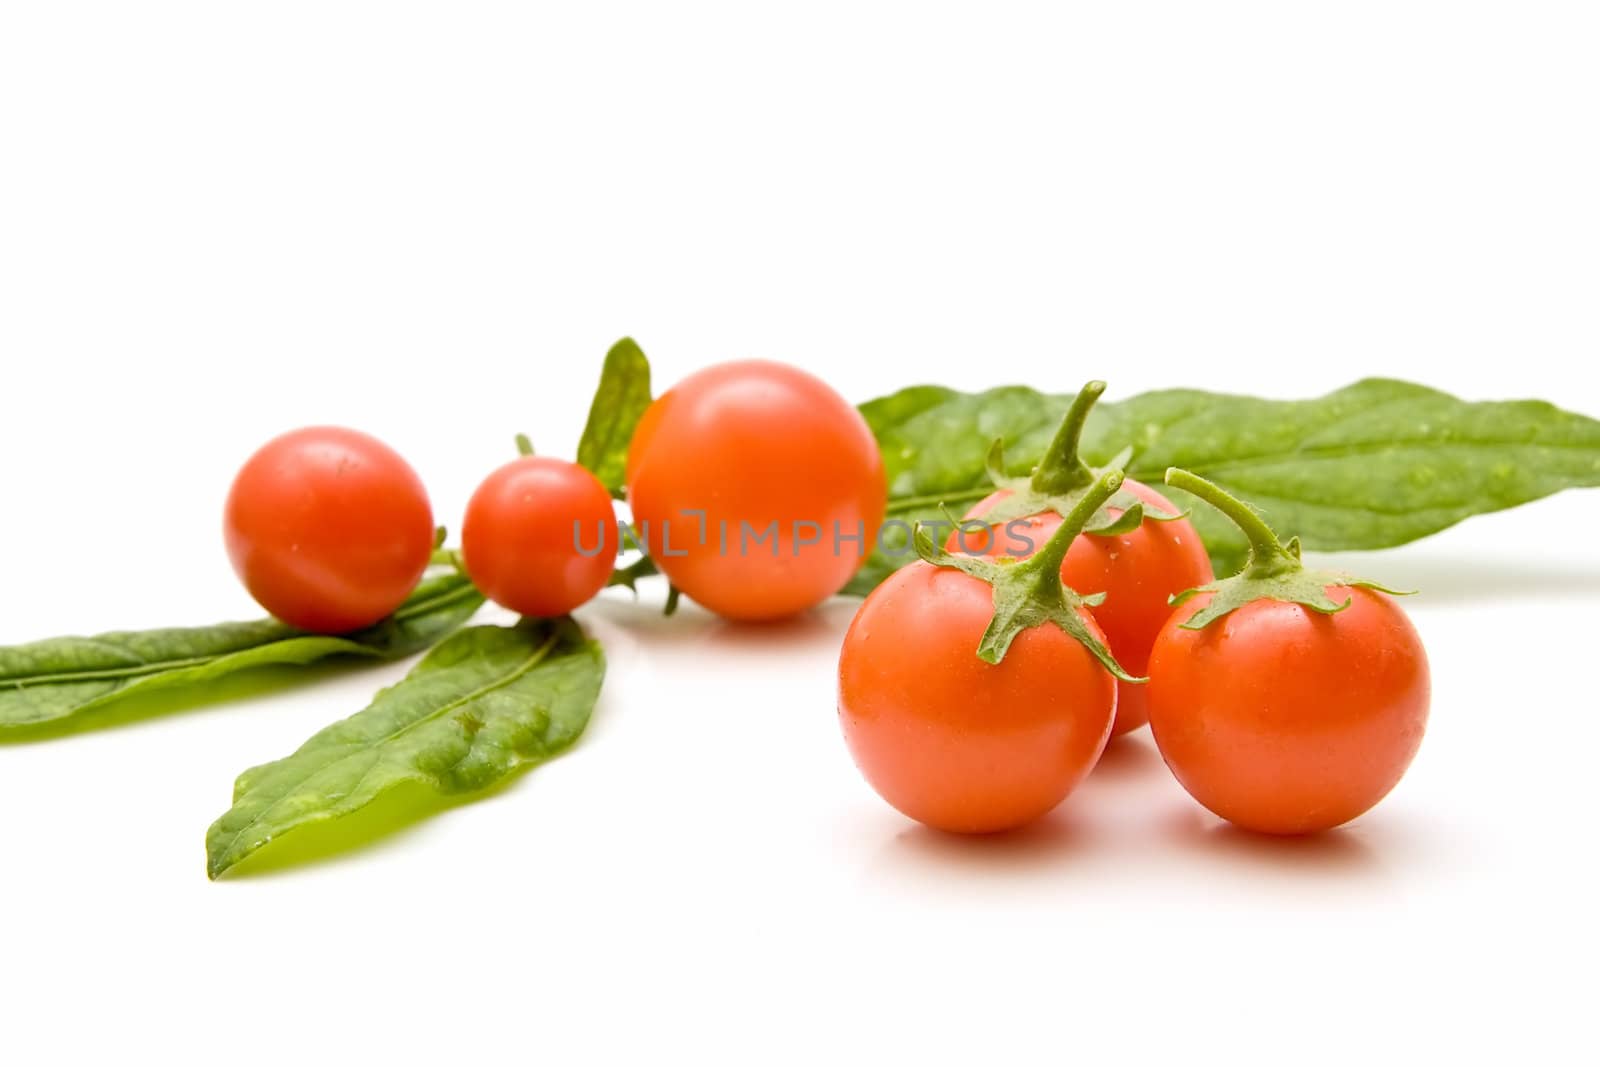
[852,377,1600,592]
[964,382,1181,538]
[206,619,604,879]
[848,386,1086,595]
[577,336,653,493]
[0,572,484,732]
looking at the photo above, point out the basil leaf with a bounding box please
[577,336,653,493]
[0,572,484,732]
[852,377,1600,591]
[205,618,604,879]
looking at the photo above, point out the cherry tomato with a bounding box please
[224,426,434,633]
[837,560,1117,834]
[1147,586,1429,834]
[957,478,1214,735]
[626,360,886,621]
[461,456,617,618]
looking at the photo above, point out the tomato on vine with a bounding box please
[224,426,435,633]
[1147,469,1430,835]
[949,381,1214,736]
[839,471,1139,834]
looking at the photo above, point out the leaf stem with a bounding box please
[429,547,465,572]
[390,576,481,622]
[514,433,535,457]
[1164,468,1298,578]
[1030,380,1105,495]
[885,486,993,514]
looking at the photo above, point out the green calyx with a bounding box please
[1164,468,1411,630]
[977,380,1180,537]
[913,469,1143,681]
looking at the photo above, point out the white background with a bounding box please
[2,3,1598,1063]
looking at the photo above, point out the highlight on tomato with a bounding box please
[838,471,1140,834]
[625,360,887,621]
[1147,469,1430,835]
[947,381,1214,738]
[224,426,435,633]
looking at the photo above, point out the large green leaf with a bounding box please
[851,378,1600,591]
[0,572,484,732]
[205,618,604,879]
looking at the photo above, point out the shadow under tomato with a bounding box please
[701,606,854,653]
[584,591,854,654]
[875,810,1094,877]
[1089,731,1164,783]
[1159,805,1385,877]
[583,590,721,640]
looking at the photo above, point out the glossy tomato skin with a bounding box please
[461,456,616,618]
[838,561,1117,833]
[224,426,434,633]
[1147,587,1430,834]
[957,479,1213,736]
[626,360,886,621]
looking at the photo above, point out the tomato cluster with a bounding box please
[223,367,1428,845]
[839,384,1430,839]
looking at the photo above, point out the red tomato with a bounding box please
[461,456,617,618]
[1147,586,1429,834]
[626,360,886,621]
[956,479,1213,735]
[837,560,1117,833]
[224,426,434,633]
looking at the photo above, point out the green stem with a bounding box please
[1030,380,1105,495]
[1164,468,1298,578]
[1024,469,1124,600]
[515,433,535,457]
[906,468,1137,675]
[886,486,992,514]
[607,555,659,588]
[391,577,481,621]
